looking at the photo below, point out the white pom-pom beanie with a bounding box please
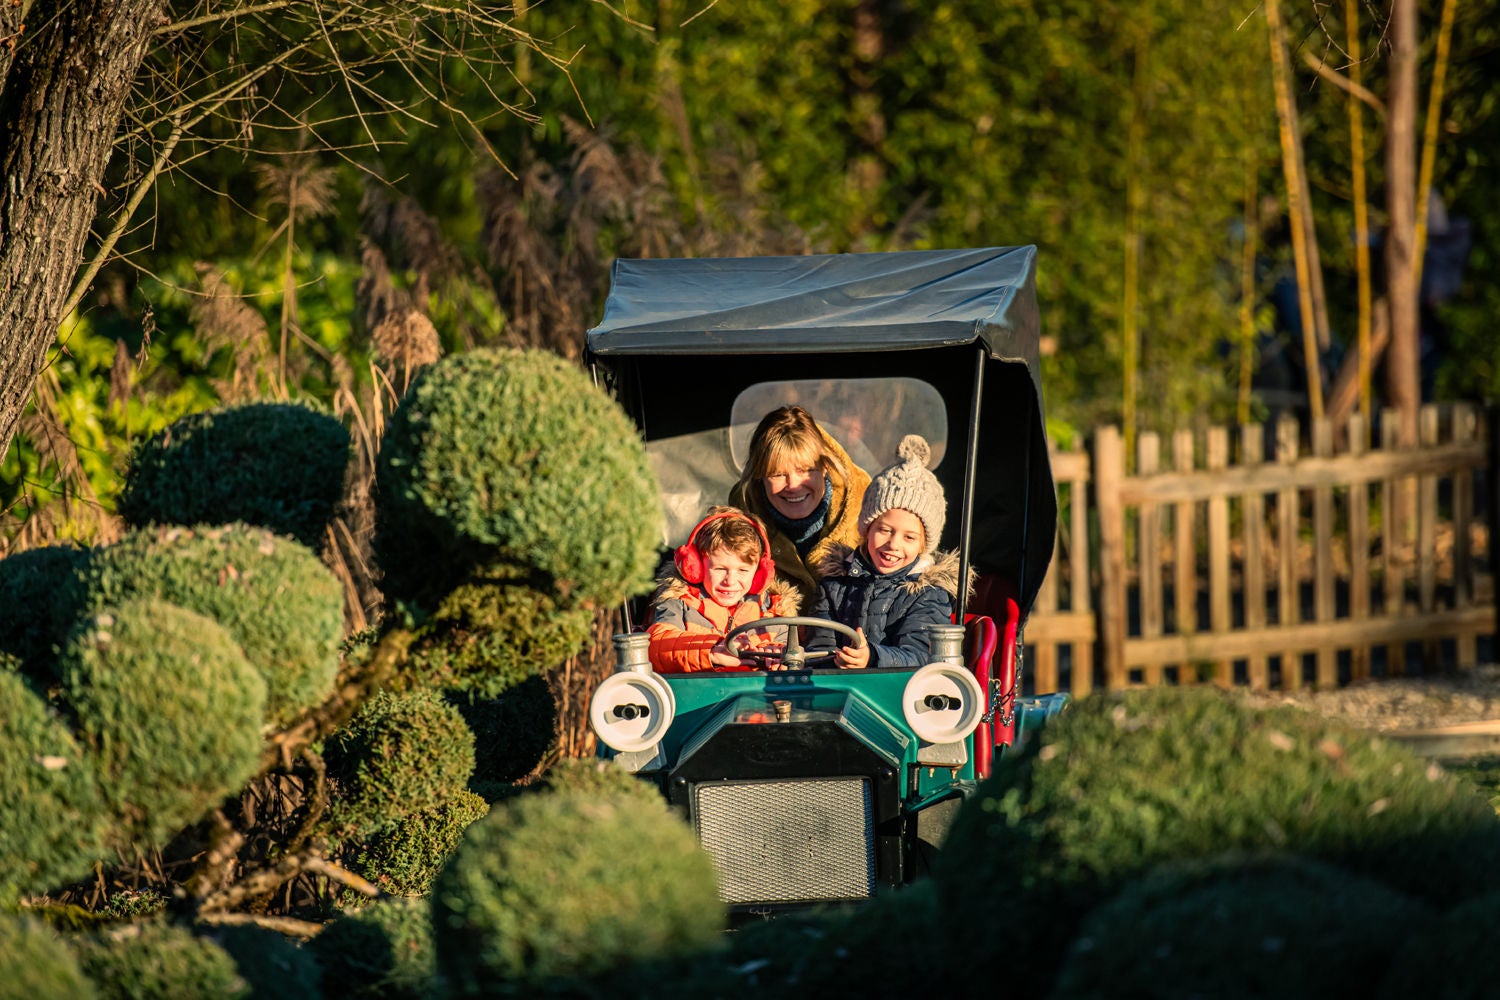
[858,434,946,554]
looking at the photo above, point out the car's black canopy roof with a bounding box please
[586,246,1054,618]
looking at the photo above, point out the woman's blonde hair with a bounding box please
[745,406,844,481]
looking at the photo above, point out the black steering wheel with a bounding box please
[723,616,865,670]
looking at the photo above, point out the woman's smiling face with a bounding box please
[763,463,826,519]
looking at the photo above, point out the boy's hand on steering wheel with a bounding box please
[709,642,745,668]
[834,628,870,669]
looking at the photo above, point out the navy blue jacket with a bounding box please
[805,544,962,668]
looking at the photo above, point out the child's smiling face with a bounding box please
[864,508,925,574]
[701,547,756,607]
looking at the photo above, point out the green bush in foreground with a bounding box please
[375,348,661,611]
[936,686,1500,986]
[345,789,490,897]
[449,677,558,792]
[326,689,476,839]
[75,524,343,727]
[531,758,665,808]
[1377,891,1500,999]
[311,897,438,1000]
[431,788,724,994]
[211,925,323,1000]
[0,544,89,677]
[1052,854,1429,998]
[118,401,350,550]
[0,914,96,1000]
[72,921,249,1000]
[0,669,109,899]
[59,600,266,849]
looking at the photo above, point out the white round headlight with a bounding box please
[589,671,676,753]
[902,662,984,744]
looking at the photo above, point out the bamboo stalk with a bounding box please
[1347,0,1373,440]
[1414,0,1459,290]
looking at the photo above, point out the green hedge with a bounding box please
[0,544,89,678]
[72,921,249,1000]
[935,686,1500,986]
[431,787,723,994]
[1052,854,1429,998]
[59,600,266,850]
[0,669,108,900]
[406,577,594,699]
[531,758,664,808]
[1377,892,1500,999]
[118,401,350,550]
[210,925,323,1000]
[0,914,96,1000]
[345,789,490,897]
[374,348,661,611]
[448,678,557,792]
[326,689,476,840]
[310,898,438,1000]
[74,524,342,727]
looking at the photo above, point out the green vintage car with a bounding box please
[584,247,1067,912]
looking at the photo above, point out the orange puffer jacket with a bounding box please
[647,574,801,673]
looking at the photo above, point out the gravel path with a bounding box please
[1241,665,1500,733]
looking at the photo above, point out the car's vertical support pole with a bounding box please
[956,346,985,624]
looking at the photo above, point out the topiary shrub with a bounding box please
[448,677,557,793]
[0,913,97,1000]
[74,524,342,727]
[0,668,109,900]
[374,348,661,612]
[72,921,249,1000]
[210,925,323,1000]
[1052,853,1429,998]
[325,689,476,839]
[531,758,664,808]
[430,787,724,994]
[1377,891,1500,999]
[310,897,438,1000]
[58,600,267,850]
[118,401,350,550]
[344,789,490,897]
[0,544,89,679]
[935,686,1500,989]
[405,576,593,699]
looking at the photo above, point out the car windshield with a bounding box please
[647,376,947,546]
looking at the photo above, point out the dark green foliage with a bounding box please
[1377,892,1500,999]
[98,888,168,921]
[407,577,593,698]
[75,524,343,727]
[118,401,350,549]
[0,913,96,1000]
[59,600,266,850]
[326,689,476,839]
[0,669,109,899]
[311,898,439,1000]
[531,758,664,808]
[449,677,557,789]
[430,788,724,994]
[0,544,89,678]
[374,349,660,612]
[211,925,323,1000]
[345,789,490,897]
[936,687,1500,986]
[73,921,250,1000]
[1051,854,1429,999]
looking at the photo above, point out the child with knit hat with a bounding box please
[805,435,963,669]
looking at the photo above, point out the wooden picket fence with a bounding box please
[1023,403,1496,695]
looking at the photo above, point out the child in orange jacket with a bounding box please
[647,506,800,672]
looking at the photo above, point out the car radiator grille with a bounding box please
[693,778,875,905]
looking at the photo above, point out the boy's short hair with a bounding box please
[693,505,766,565]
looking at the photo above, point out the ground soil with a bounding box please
[1241,665,1500,733]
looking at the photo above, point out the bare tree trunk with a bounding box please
[848,0,887,237]
[0,0,166,462]
[1385,0,1419,448]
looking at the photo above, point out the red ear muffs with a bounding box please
[675,511,775,594]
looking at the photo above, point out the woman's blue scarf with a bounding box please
[765,477,834,557]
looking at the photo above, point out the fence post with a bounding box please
[1096,425,1127,690]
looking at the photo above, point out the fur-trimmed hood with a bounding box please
[651,571,804,616]
[813,542,972,602]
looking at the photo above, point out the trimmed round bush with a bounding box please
[1377,891,1500,999]
[374,348,661,611]
[0,913,96,1000]
[0,544,89,677]
[448,677,557,792]
[326,689,476,839]
[210,925,323,1000]
[1052,854,1429,998]
[431,788,724,993]
[406,577,594,698]
[73,921,249,1000]
[118,401,350,549]
[59,600,267,850]
[0,669,109,899]
[936,687,1500,986]
[75,524,343,727]
[532,758,664,808]
[345,789,490,897]
[310,897,437,1000]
